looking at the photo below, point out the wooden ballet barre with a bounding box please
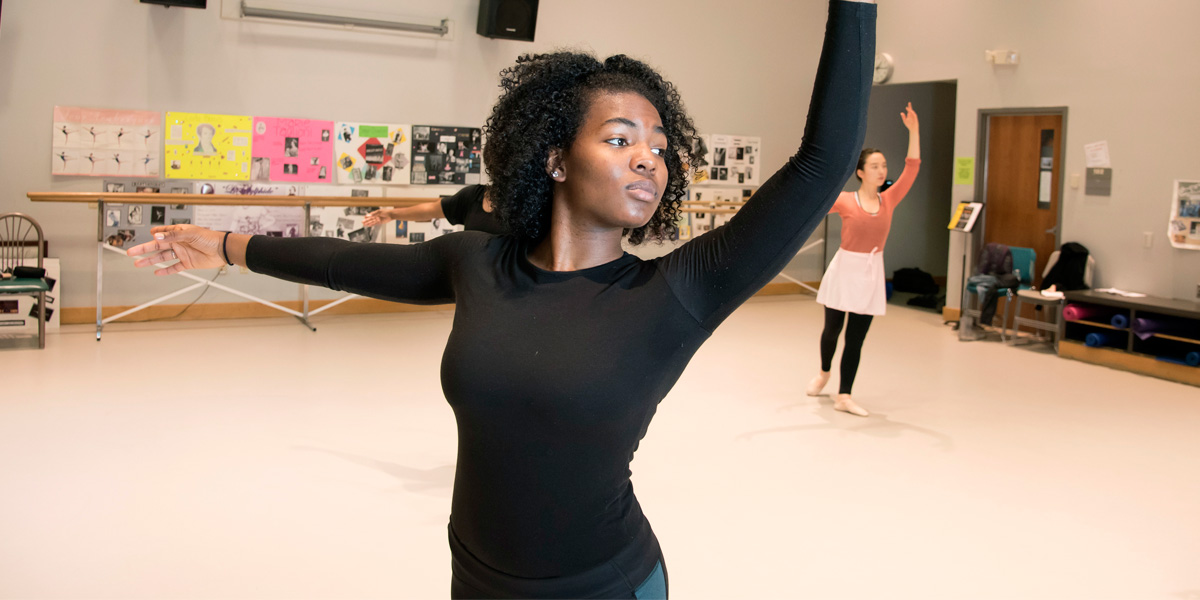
[681,207,739,214]
[28,192,435,208]
[27,190,446,340]
[681,201,746,207]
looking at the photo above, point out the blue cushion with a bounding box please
[0,278,49,293]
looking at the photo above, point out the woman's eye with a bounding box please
[651,148,665,156]
[606,138,627,146]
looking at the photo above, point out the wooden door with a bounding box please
[983,114,1063,285]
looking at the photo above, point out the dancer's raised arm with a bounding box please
[659,0,877,332]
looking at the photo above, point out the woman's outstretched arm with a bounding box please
[659,0,876,332]
[127,225,461,305]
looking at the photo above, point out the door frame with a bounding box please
[971,106,1069,265]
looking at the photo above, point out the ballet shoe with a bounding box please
[806,371,831,396]
[834,394,869,417]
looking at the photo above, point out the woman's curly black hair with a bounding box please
[483,51,700,245]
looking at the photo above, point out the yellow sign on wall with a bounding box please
[164,112,253,180]
[954,157,975,186]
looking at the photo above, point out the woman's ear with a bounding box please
[546,148,566,182]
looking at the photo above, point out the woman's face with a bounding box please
[556,91,668,231]
[857,152,887,188]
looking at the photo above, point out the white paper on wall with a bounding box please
[305,185,384,242]
[190,182,305,237]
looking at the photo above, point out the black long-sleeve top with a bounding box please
[248,0,874,588]
[440,185,507,235]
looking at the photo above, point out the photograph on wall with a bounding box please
[692,134,761,186]
[164,111,253,181]
[333,122,411,185]
[189,182,303,237]
[252,117,334,183]
[1169,179,1200,250]
[410,125,482,185]
[52,106,161,177]
[100,180,195,247]
[305,185,383,242]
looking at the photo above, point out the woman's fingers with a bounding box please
[154,261,189,277]
[126,238,172,258]
[132,249,178,268]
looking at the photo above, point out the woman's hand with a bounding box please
[126,224,226,276]
[900,102,919,131]
[362,209,395,227]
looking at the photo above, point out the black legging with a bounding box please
[820,306,874,395]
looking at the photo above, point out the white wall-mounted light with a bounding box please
[985,50,1020,65]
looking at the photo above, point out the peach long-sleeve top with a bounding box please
[831,157,920,252]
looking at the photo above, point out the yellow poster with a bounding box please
[164,112,252,180]
[954,157,975,186]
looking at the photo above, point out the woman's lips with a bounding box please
[626,180,658,202]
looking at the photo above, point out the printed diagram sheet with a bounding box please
[164,112,253,181]
[52,106,161,177]
[252,117,335,183]
[333,123,411,185]
[410,125,482,185]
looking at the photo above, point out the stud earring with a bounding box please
[552,170,560,178]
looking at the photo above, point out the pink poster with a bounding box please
[251,117,334,183]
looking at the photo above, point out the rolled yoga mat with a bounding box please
[1063,303,1117,322]
[1110,313,1130,329]
[1085,332,1114,348]
[1132,316,1200,341]
[1155,352,1200,367]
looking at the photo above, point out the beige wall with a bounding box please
[875,0,1200,305]
[3,1,1197,309]
[0,0,829,308]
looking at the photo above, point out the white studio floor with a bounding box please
[2,295,1199,600]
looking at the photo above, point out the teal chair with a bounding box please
[0,213,49,349]
[999,246,1037,337]
[959,245,1035,342]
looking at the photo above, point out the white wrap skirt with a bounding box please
[816,247,886,316]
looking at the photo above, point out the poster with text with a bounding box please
[1169,179,1200,250]
[410,125,482,185]
[693,134,761,186]
[190,182,304,237]
[333,122,411,185]
[52,106,161,177]
[305,184,383,242]
[252,117,334,183]
[164,112,252,180]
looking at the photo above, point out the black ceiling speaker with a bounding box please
[141,0,207,8]
[477,0,538,42]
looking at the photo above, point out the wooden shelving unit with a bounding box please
[1059,290,1200,387]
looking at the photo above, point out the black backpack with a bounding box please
[892,267,939,295]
